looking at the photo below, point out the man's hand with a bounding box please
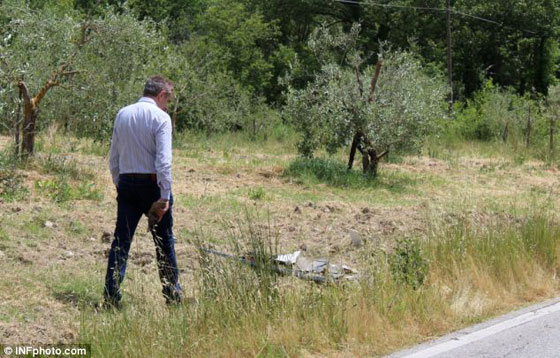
[148,199,169,231]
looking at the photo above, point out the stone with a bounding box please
[44,221,55,228]
[63,251,74,259]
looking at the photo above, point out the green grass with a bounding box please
[2,130,560,357]
[0,150,28,202]
[51,274,101,309]
[34,176,103,203]
[80,208,560,357]
[284,157,419,192]
[35,153,96,181]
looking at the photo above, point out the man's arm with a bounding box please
[109,120,120,187]
[154,117,172,201]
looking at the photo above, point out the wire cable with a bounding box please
[335,0,539,35]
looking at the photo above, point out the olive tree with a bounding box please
[0,1,87,156]
[64,7,165,141]
[284,25,448,176]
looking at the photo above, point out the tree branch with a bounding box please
[355,66,363,96]
[377,150,389,160]
[16,80,31,106]
[368,60,383,103]
[32,79,59,108]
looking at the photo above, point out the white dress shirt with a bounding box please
[109,97,172,200]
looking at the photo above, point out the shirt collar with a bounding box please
[138,97,157,105]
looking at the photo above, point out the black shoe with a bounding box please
[165,295,182,306]
[102,296,123,310]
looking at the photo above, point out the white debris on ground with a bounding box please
[275,250,359,282]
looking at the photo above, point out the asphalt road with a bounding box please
[389,298,560,358]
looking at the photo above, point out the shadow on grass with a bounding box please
[283,157,417,192]
[52,279,100,308]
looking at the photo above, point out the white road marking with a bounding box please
[395,300,560,358]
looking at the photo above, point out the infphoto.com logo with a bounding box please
[1,344,90,358]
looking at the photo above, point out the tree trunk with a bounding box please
[526,105,532,148]
[501,122,509,142]
[347,132,361,170]
[14,86,22,156]
[361,149,388,177]
[362,149,379,177]
[362,150,379,178]
[550,116,555,153]
[21,103,38,157]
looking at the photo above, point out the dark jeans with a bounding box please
[104,174,181,304]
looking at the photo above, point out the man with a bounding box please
[104,75,181,306]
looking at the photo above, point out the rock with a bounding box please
[88,237,96,242]
[349,230,363,248]
[101,231,112,243]
[294,206,302,214]
[63,251,74,259]
[44,221,55,228]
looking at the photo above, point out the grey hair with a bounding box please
[143,75,173,97]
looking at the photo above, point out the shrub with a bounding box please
[0,151,28,201]
[453,80,538,143]
[284,24,447,176]
[389,237,429,289]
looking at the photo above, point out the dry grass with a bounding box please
[0,131,559,357]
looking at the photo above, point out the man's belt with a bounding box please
[121,173,157,182]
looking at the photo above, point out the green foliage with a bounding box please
[34,175,102,203]
[284,157,375,188]
[62,7,165,141]
[0,0,83,134]
[283,157,418,192]
[36,153,94,181]
[248,186,265,200]
[0,151,28,201]
[284,25,447,160]
[446,79,560,162]
[2,0,559,146]
[389,237,428,290]
[452,80,535,141]
[194,0,278,96]
[195,213,280,323]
